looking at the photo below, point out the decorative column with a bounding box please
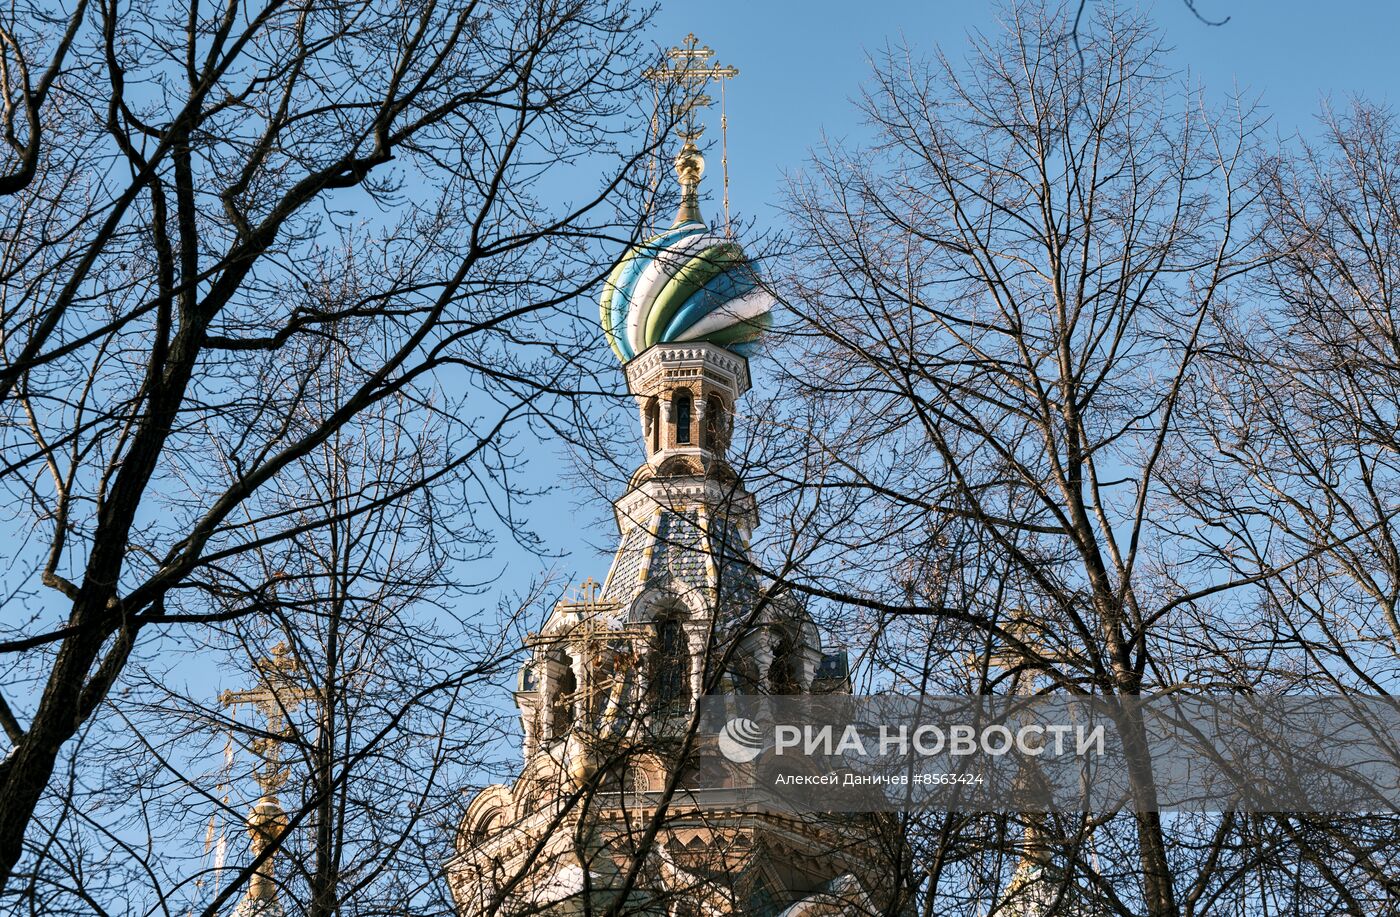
[687,623,706,707]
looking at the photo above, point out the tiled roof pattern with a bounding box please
[600,504,763,620]
[710,517,761,637]
[601,521,650,601]
[648,509,707,588]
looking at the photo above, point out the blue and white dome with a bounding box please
[599,143,775,362]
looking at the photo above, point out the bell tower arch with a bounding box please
[627,341,749,471]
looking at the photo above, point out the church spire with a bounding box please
[644,33,737,231]
[220,642,314,917]
[449,37,888,916]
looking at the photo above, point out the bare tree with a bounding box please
[1069,0,1230,47]
[0,1,88,195]
[14,338,543,914]
[0,0,662,899]
[763,3,1268,914]
[1178,100,1400,691]
[1163,99,1400,908]
[196,334,526,917]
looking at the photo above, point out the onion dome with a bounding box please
[600,139,775,362]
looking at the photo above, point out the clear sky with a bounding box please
[522,0,1400,572]
[647,0,1399,242]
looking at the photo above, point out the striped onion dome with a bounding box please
[600,142,775,362]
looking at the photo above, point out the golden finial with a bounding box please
[673,136,705,226]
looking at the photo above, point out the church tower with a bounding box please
[447,37,899,916]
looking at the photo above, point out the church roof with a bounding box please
[599,221,774,362]
[601,504,759,614]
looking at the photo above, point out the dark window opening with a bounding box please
[673,390,692,444]
[746,875,781,917]
[704,395,726,450]
[646,397,660,453]
[729,657,760,693]
[550,654,576,737]
[655,614,692,714]
[769,633,801,695]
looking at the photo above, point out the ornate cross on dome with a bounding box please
[643,33,738,141]
[221,641,315,794]
[601,37,773,363]
[642,34,739,233]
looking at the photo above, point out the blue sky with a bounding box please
[519,0,1400,590]
[648,0,1399,241]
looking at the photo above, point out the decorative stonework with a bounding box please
[624,342,752,395]
[624,342,752,472]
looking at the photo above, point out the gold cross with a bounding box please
[579,576,600,604]
[643,33,738,140]
[221,642,316,794]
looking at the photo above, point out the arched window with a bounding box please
[646,397,660,454]
[472,808,503,843]
[703,395,726,450]
[654,613,691,714]
[672,390,692,445]
[768,632,801,695]
[550,653,576,738]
